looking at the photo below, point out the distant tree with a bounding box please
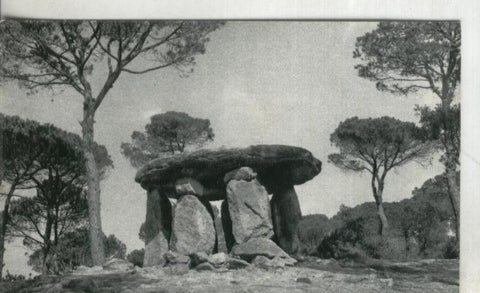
[27,228,126,274]
[0,114,112,276]
[354,21,460,244]
[121,111,214,168]
[402,172,458,258]
[0,20,224,264]
[298,214,332,255]
[417,105,460,165]
[127,249,145,268]
[328,116,433,235]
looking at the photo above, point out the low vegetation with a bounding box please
[299,172,458,261]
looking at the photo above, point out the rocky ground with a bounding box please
[0,258,458,293]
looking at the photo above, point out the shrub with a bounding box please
[127,249,145,267]
[298,214,332,255]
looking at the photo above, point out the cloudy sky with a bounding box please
[1,21,446,274]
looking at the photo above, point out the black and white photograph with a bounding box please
[0,5,476,291]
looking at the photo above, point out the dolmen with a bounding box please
[135,144,322,268]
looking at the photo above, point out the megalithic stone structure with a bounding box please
[143,188,172,267]
[271,185,302,255]
[135,145,322,266]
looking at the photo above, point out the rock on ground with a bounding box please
[231,238,290,261]
[208,253,227,267]
[170,194,216,255]
[144,231,169,267]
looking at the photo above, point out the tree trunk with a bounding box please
[42,214,53,275]
[376,201,388,236]
[82,111,105,266]
[445,151,460,245]
[441,80,460,247]
[0,184,15,280]
[372,176,388,236]
[0,120,4,280]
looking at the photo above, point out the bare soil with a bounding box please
[0,258,458,293]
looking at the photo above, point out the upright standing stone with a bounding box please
[200,198,218,253]
[221,200,235,252]
[143,188,172,267]
[271,185,302,255]
[170,195,215,255]
[225,167,273,244]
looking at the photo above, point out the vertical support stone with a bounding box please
[270,185,302,255]
[221,200,235,252]
[143,187,172,267]
[200,198,218,253]
[170,194,216,255]
[224,167,273,244]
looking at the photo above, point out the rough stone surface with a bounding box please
[170,195,215,255]
[224,167,257,183]
[251,255,272,269]
[271,186,302,255]
[143,188,172,267]
[201,199,218,253]
[102,258,134,271]
[144,231,169,267]
[175,177,204,196]
[226,258,251,270]
[221,200,235,252]
[208,252,227,267]
[231,238,290,261]
[190,252,209,267]
[164,251,191,265]
[213,207,228,253]
[136,145,322,200]
[195,262,216,271]
[226,179,273,243]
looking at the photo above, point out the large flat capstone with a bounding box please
[136,145,322,201]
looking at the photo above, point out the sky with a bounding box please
[0,21,446,275]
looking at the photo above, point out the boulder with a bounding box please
[170,195,215,255]
[144,232,169,267]
[227,258,250,270]
[226,179,273,243]
[102,258,134,271]
[251,255,272,269]
[143,188,172,267]
[271,186,302,255]
[208,252,227,267]
[195,262,216,271]
[231,238,290,261]
[164,251,190,265]
[175,177,204,196]
[190,252,209,267]
[224,167,257,183]
[136,145,322,201]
